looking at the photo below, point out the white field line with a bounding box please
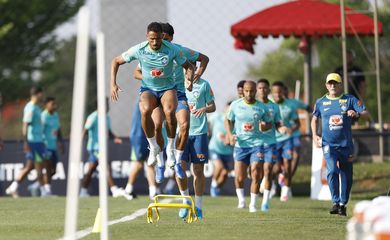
[59,198,172,240]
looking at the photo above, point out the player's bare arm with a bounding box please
[110,55,126,101]
[311,116,321,148]
[192,100,216,118]
[133,65,142,81]
[193,53,209,81]
[182,60,195,90]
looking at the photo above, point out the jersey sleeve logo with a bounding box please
[150,68,164,77]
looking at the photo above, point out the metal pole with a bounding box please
[97,32,109,240]
[304,37,312,134]
[373,0,384,162]
[340,0,349,92]
[64,6,90,240]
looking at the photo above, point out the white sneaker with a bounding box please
[5,183,19,198]
[237,201,246,209]
[249,205,257,213]
[166,149,176,169]
[112,187,125,198]
[147,146,160,166]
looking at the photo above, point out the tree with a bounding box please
[0,0,85,103]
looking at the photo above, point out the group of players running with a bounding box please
[6,22,311,219]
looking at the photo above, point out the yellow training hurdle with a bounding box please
[147,194,197,223]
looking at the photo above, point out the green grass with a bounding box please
[1,162,389,240]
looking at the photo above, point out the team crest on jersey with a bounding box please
[150,68,164,77]
[161,56,169,66]
[253,113,260,122]
[339,101,348,112]
[192,91,200,99]
[242,122,254,132]
[329,115,343,130]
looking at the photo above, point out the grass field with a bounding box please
[1,162,389,240]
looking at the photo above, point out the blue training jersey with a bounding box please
[186,78,215,136]
[85,111,111,151]
[23,101,43,143]
[121,40,187,91]
[312,94,366,148]
[273,99,298,142]
[41,110,60,150]
[173,43,199,93]
[208,112,234,155]
[226,98,270,148]
[287,98,309,137]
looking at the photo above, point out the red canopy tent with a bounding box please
[230,0,384,152]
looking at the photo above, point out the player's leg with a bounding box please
[177,138,190,219]
[261,144,275,212]
[248,146,264,213]
[234,147,250,208]
[160,89,178,168]
[323,146,341,214]
[338,149,353,216]
[106,162,125,198]
[139,90,160,166]
[151,107,167,183]
[291,136,301,177]
[210,151,224,197]
[80,151,99,197]
[191,133,208,219]
[280,139,293,202]
[175,92,190,165]
[6,156,34,197]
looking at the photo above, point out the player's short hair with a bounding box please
[147,22,162,33]
[237,80,246,89]
[257,78,270,86]
[272,81,285,88]
[45,97,55,104]
[30,86,43,96]
[227,100,234,106]
[161,22,174,36]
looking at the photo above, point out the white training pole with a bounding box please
[295,80,301,100]
[96,32,109,240]
[63,6,90,240]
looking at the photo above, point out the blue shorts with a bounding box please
[209,150,234,168]
[293,136,301,148]
[181,134,209,164]
[46,149,59,165]
[234,146,264,165]
[276,138,294,161]
[26,142,47,162]
[130,136,149,161]
[263,144,277,163]
[139,86,175,106]
[176,91,189,112]
[88,150,99,163]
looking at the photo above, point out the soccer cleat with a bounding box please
[166,149,176,169]
[338,205,347,216]
[249,205,257,213]
[124,192,137,201]
[329,204,340,214]
[155,166,165,183]
[6,183,19,198]
[261,203,270,213]
[147,146,160,167]
[79,189,90,198]
[237,201,246,209]
[174,163,185,179]
[280,194,289,202]
[112,187,125,198]
[210,186,220,197]
[195,207,203,219]
[179,201,191,219]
